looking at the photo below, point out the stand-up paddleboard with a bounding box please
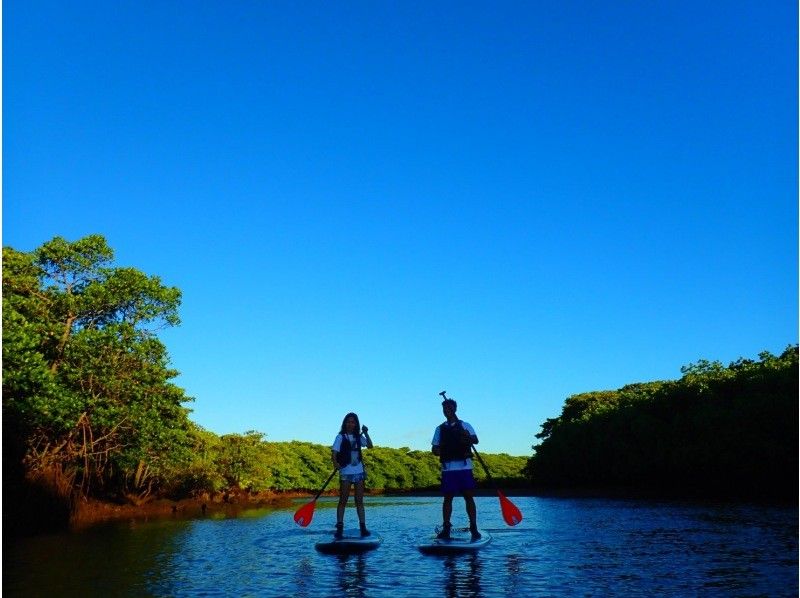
[315,530,383,555]
[418,529,491,555]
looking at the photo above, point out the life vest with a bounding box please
[438,420,472,463]
[335,434,362,467]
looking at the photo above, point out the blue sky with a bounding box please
[4,1,797,456]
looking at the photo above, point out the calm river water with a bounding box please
[4,495,797,597]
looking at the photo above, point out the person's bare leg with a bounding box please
[335,479,351,536]
[442,494,454,525]
[354,481,370,535]
[464,492,480,539]
[438,495,454,538]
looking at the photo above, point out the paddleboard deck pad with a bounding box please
[315,530,383,554]
[418,529,491,555]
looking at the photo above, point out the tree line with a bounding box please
[4,235,794,536]
[2,235,527,534]
[175,430,527,496]
[524,345,798,499]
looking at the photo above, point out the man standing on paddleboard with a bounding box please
[431,397,481,541]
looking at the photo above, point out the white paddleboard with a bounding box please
[315,530,383,554]
[418,529,492,555]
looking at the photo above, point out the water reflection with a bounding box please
[4,520,191,597]
[441,554,483,598]
[5,497,796,597]
[293,557,315,597]
[334,554,367,597]
[504,554,523,596]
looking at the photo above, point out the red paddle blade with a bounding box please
[497,490,523,526]
[293,500,316,527]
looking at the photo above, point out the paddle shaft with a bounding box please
[312,469,337,501]
[470,445,498,488]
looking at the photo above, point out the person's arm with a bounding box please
[431,425,441,456]
[331,435,342,469]
[361,426,373,449]
[459,421,478,445]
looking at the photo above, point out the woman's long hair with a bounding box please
[339,412,361,436]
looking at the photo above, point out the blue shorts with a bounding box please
[340,472,365,483]
[441,469,476,495]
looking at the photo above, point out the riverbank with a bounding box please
[67,487,424,530]
[69,490,299,531]
[65,487,516,531]
[13,482,794,536]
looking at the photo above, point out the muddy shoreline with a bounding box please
[68,491,304,531]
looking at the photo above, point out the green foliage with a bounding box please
[165,424,227,496]
[3,234,528,511]
[278,441,334,490]
[3,235,194,502]
[161,435,528,495]
[526,346,799,498]
[474,452,531,487]
[204,441,527,493]
[214,431,288,492]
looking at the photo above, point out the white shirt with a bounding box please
[332,433,368,475]
[431,420,476,471]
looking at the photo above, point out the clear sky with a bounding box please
[4,1,797,456]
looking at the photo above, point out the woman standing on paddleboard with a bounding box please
[331,412,373,538]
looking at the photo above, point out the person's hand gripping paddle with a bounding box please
[293,469,337,527]
[439,390,523,526]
